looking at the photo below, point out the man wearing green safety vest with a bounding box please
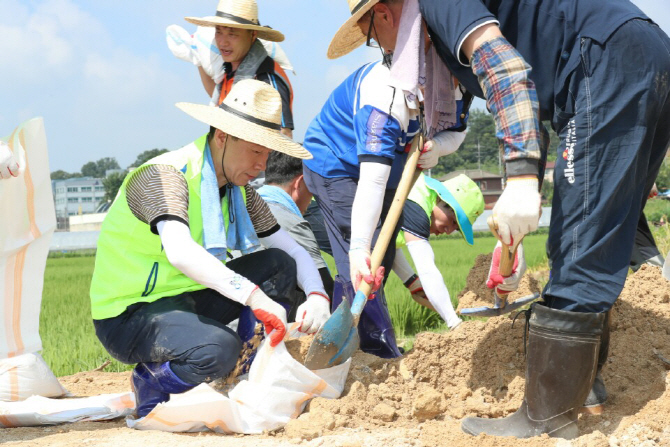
[89,80,330,418]
[392,173,485,329]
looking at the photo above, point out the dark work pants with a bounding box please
[94,248,297,385]
[630,212,663,271]
[304,200,334,257]
[302,167,401,288]
[545,19,670,312]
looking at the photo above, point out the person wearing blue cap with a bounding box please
[393,173,484,330]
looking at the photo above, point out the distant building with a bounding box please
[439,169,503,210]
[52,177,106,230]
[68,201,111,232]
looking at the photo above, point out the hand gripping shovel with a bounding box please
[303,134,424,370]
[459,216,539,317]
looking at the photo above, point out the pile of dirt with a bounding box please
[4,265,669,447]
[282,264,670,445]
[456,253,543,312]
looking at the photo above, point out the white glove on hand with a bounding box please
[0,141,20,179]
[418,130,466,169]
[295,293,331,334]
[487,241,526,294]
[491,176,541,245]
[349,247,384,292]
[247,288,288,347]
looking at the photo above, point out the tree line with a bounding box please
[50,149,168,202]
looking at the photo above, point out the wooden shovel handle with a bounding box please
[487,215,522,277]
[358,134,423,298]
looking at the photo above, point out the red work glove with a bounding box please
[247,288,287,347]
[486,241,526,295]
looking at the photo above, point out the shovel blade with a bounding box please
[304,298,358,369]
[459,293,540,317]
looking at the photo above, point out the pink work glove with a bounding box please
[486,241,526,295]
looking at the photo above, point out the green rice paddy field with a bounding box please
[41,233,551,377]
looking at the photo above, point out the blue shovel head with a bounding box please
[304,297,359,369]
[304,289,371,370]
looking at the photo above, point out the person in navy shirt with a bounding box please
[328,0,670,440]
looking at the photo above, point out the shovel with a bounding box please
[459,216,540,317]
[303,134,424,370]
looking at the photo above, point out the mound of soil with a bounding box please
[3,265,669,447]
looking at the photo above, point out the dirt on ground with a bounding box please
[2,265,669,447]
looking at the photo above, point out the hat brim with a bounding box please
[424,176,474,245]
[327,0,380,59]
[184,16,284,42]
[176,102,312,160]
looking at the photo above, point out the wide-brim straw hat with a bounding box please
[176,79,311,159]
[327,0,382,59]
[185,0,284,42]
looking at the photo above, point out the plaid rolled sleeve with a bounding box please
[471,37,542,176]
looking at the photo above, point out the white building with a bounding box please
[52,177,106,230]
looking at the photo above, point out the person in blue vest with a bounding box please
[89,80,330,418]
[303,20,469,357]
[327,0,670,439]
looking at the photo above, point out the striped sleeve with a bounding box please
[244,185,279,237]
[126,164,189,234]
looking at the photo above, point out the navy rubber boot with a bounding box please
[131,362,194,417]
[332,275,402,359]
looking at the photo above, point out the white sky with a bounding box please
[0,0,668,172]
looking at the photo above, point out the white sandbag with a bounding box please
[0,392,135,427]
[0,118,64,399]
[166,24,296,86]
[129,327,350,434]
[0,353,68,402]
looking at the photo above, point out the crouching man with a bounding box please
[89,80,330,417]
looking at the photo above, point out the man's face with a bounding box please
[223,136,271,186]
[215,26,256,64]
[430,202,459,236]
[356,6,399,54]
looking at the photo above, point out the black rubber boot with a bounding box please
[582,311,610,414]
[461,304,606,440]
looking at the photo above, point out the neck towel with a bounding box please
[201,143,260,260]
[389,0,456,138]
[258,184,302,217]
[232,40,268,85]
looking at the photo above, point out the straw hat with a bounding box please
[176,79,311,159]
[327,0,382,59]
[185,0,284,42]
[424,175,485,245]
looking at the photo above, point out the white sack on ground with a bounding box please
[0,392,135,427]
[0,353,68,402]
[0,118,64,401]
[129,330,350,434]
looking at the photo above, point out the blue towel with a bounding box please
[258,185,302,218]
[201,144,260,260]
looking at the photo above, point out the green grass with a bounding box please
[644,198,670,224]
[40,256,131,377]
[40,234,550,376]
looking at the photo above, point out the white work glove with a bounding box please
[247,288,287,347]
[491,176,541,245]
[486,241,526,294]
[295,293,331,334]
[418,130,466,170]
[0,141,20,179]
[349,247,384,292]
